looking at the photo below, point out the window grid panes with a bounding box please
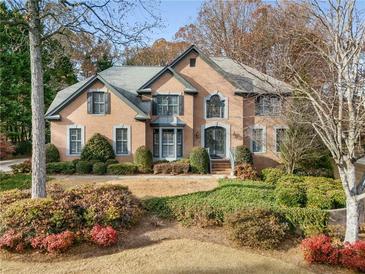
[93,92,105,114]
[275,128,287,152]
[162,129,175,158]
[177,129,183,157]
[116,128,128,154]
[69,128,81,154]
[252,128,264,153]
[206,95,225,118]
[255,95,281,116]
[153,129,160,157]
[156,95,179,116]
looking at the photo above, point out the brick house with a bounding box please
[46,45,291,172]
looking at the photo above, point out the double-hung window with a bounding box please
[251,127,265,153]
[275,128,287,153]
[255,95,281,116]
[153,128,183,159]
[114,126,130,155]
[68,125,84,156]
[153,95,182,116]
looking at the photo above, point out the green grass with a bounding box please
[0,173,32,192]
[143,179,328,235]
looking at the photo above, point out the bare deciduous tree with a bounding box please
[4,0,160,198]
[284,0,365,243]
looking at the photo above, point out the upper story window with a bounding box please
[87,91,110,114]
[152,95,183,116]
[255,95,281,116]
[205,94,226,119]
[190,58,196,67]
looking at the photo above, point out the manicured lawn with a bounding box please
[0,174,31,192]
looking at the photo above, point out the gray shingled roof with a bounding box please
[210,57,292,94]
[46,66,162,116]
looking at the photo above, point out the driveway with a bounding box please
[50,175,222,198]
[0,158,28,172]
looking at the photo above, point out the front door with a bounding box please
[205,126,226,158]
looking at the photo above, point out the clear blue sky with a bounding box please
[149,0,203,42]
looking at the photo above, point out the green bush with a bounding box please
[14,141,32,155]
[75,161,92,174]
[275,176,306,207]
[261,168,285,184]
[105,159,118,166]
[189,147,210,174]
[80,133,115,162]
[107,163,138,175]
[234,146,253,165]
[46,162,75,174]
[45,144,60,163]
[225,208,289,249]
[134,146,152,173]
[92,162,106,175]
[10,160,32,174]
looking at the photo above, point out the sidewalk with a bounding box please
[0,158,29,172]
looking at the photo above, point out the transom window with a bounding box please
[153,128,183,159]
[275,128,287,153]
[154,95,180,116]
[69,128,82,155]
[255,95,281,116]
[206,94,225,118]
[251,127,265,153]
[115,128,128,155]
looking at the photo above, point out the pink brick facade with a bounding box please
[48,46,288,171]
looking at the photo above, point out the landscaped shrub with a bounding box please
[134,146,152,173]
[234,163,257,180]
[105,159,118,166]
[10,160,31,174]
[107,163,138,175]
[153,162,190,175]
[76,160,92,174]
[45,143,60,163]
[261,168,285,185]
[0,185,142,253]
[0,135,15,160]
[93,162,106,175]
[301,235,365,272]
[225,209,289,249]
[275,175,306,207]
[80,133,115,162]
[90,225,118,247]
[31,231,75,253]
[0,230,24,252]
[234,146,253,165]
[14,140,32,156]
[46,162,75,174]
[189,147,209,174]
[0,189,30,211]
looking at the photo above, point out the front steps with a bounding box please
[211,159,232,175]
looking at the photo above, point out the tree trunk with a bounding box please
[338,163,359,243]
[28,0,46,198]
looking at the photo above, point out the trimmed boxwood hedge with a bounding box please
[92,162,106,175]
[76,161,92,174]
[189,147,209,174]
[107,163,138,175]
[80,133,115,162]
[45,144,60,163]
[134,146,152,173]
[46,162,75,174]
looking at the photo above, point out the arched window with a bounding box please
[206,94,225,118]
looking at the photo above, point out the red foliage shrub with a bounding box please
[90,225,118,247]
[301,235,365,272]
[31,231,75,253]
[0,135,15,160]
[301,235,339,264]
[0,230,23,252]
[235,163,257,180]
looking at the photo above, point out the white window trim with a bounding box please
[250,125,266,154]
[273,126,288,153]
[204,91,228,120]
[153,127,184,161]
[88,89,107,116]
[200,122,231,159]
[113,125,131,156]
[66,124,85,156]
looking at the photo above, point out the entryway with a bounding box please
[204,126,226,159]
